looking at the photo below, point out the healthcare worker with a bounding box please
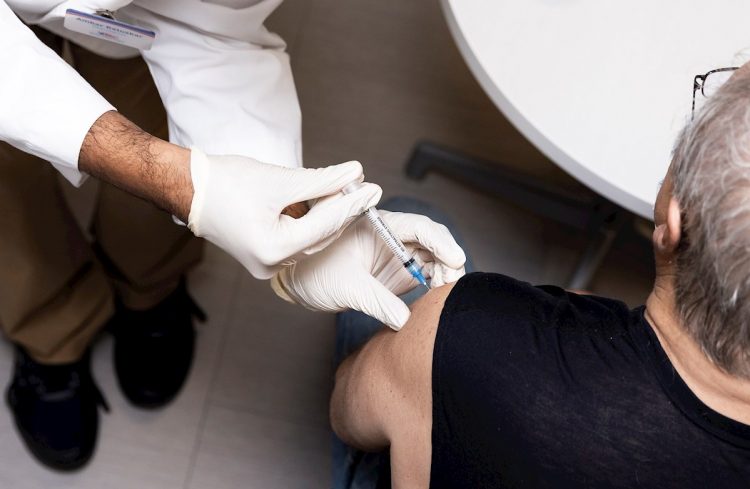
[0,0,465,471]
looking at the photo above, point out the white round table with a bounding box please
[441,0,750,219]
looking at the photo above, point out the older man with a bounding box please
[321,64,750,487]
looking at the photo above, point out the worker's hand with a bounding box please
[271,211,466,330]
[187,149,381,279]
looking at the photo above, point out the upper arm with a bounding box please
[330,282,455,488]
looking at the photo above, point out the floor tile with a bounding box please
[291,0,576,188]
[207,272,336,428]
[266,0,314,56]
[187,404,330,489]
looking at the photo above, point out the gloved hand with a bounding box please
[187,149,382,279]
[271,210,467,330]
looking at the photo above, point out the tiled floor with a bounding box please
[0,0,654,487]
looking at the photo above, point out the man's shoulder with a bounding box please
[441,272,637,340]
[432,272,648,405]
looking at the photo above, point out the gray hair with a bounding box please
[671,71,750,379]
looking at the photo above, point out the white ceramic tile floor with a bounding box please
[207,272,334,427]
[187,404,330,489]
[0,0,654,487]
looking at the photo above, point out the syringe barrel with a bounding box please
[363,208,412,264]
[342,181,413,265]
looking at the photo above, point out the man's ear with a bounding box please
[654,197,682,254]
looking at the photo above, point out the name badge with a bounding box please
[63,9,155,50]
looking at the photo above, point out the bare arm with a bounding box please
[79,111,193,221]
[78,111,308,222]
[330,283,455,488]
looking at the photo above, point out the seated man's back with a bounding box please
[331,272,750,488]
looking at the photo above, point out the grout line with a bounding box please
[207,394,334,433]
[182,268,245,489]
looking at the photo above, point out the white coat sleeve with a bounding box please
[127,3,302,168]
[0,1,114,185]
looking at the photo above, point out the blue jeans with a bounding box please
[332,197,475,489]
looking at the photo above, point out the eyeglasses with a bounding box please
[692,67,739,119]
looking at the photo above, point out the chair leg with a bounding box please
[405,141,633,289]
[405,141,598,230]
[567,208,629,290]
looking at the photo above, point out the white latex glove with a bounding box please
[271,210,466,330]
[188,149,382,279]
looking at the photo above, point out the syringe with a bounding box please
[343,182,430,289]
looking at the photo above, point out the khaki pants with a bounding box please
[0,29,203,365]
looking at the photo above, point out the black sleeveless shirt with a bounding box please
[430,273,750,488]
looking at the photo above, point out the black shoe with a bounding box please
[111,278,205,409]
[6,347,108,471]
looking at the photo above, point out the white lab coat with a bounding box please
[0,0,302,186]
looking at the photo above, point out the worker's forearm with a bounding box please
[79,111,309,223]
[78,111,193,222]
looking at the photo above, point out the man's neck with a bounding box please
[645,276,750,425]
